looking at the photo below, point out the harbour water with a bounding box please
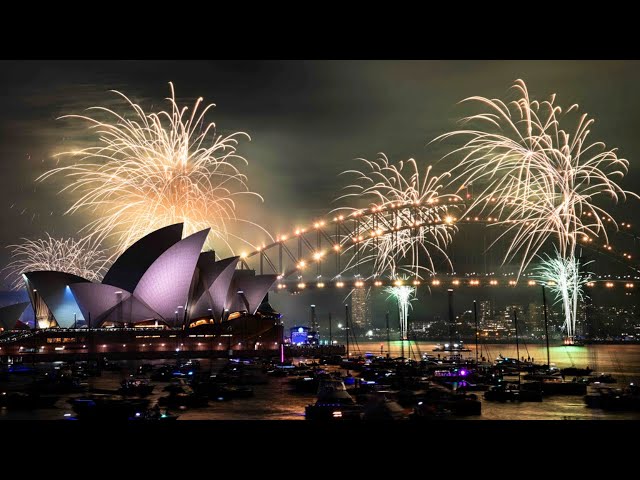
[2,342,640,420]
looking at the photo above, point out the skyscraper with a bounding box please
[351,288,371,333]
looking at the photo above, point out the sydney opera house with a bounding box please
[0,224,284,358]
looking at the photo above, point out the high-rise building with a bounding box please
[479,300,493,328]
[527,302,544,334]
[351,288,371,333]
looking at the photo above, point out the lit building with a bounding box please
[16,223,278,329]
[351,287,371,333]
[479,300,493,328]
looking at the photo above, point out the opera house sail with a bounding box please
[0,224,282,354]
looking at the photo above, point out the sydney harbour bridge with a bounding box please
[238,198,639,294]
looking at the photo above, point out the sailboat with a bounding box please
[485,308,543,402]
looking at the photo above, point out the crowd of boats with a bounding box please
[290,350,638,420]
[0,357,267,420]
[0,348,637,420]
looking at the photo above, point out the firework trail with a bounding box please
[532,250,592,340]
[38,82,269,258]
[384,278,417,341]
[336,153,460,279]
[4,234,108,290]
[437,79,637,340]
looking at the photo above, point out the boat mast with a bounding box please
[344,304,349,360]
[447,289,454,349]
[513,308,520,385]
[385,311,390,359]
[542,285,551,370]
[473,300,479,366]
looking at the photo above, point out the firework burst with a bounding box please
[532,250,592,340]
[437,79,637,339]
[4,234,108,290]
[384,278,417,341]
[437,79,636,273]
[336,154,460,279]
[38,82,269,257]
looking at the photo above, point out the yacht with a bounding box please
[305,378,362,420]
[433,342,471,352]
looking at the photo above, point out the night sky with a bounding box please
[2,60,640,325]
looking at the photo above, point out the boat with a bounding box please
[69,394,150,420]
[129,406,180,421]
[589,373,617,384]
[361,394,409,421]
[118,376,155,396]
[584,383,640,411]
[305,378,362,421]
[560,366,593,376]
[158,382,209,408]
[484,382,543,402]
[520,376,586,396]
[433,343,471,352]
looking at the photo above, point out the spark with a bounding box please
[532,250,592,340]
[384,279,416,341]
[4,234,108,290]
[438,79,637,340]
[336,153,459,279]
[38,82,269,257]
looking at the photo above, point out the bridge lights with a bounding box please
[333,244,341,251]
[313,251,324,261]
[489,280,498,286]
[297,282,306,290]
[605,282,614,288]
[297,261,306,269]
[374,280,383,287]
[626,283,634,289]
[452,280,460,286]
[431,279,439,286]
[394,279,403,287]
[317,282,325,288]
[445,216,453,224]
[355,280,364,288]
[413,280,421,286]
[336,281,344,288]
[586,282,595,287]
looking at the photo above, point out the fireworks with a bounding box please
[4,234,108,290]
[532,251,592,340]
[38,82,268,257]
[437,79,636,273]
[384,279,416,341]
[438,79,637,340]
[336,154,460,279]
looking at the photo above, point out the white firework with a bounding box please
[532,250,592,340]
[336,153,460,279]
[437,79,637,340]
[4,234,108,290]
[38,82,269,258]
